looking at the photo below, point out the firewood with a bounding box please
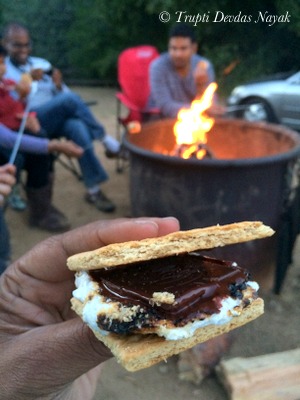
[216,348,300,400]
[177,334,234,384]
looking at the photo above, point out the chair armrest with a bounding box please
[116,92,160,115]
[116,92,141,112]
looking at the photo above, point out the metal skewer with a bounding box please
[225,104,262,113]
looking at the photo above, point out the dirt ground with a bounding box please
[6,87,300,400]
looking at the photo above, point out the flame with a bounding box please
[174,82,218,159]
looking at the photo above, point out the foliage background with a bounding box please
[1,0,299,96]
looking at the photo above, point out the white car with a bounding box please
[227,71,300,131]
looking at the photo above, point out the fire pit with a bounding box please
[124,118,300,292]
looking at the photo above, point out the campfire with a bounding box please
[173,82,217,159]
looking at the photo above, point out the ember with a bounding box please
[173,82,217,159]
[175,143,214,159]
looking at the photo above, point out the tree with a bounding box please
[0,0,74,72]
[0,0,299,93]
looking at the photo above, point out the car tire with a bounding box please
[237,98,277,123]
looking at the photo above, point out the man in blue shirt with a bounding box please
[148,24,215,118]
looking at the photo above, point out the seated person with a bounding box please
[0,44,83,221]
[148,23,216,118]
[0,44,42,135]
[0,42,83,231]
[0,123,83,270]
[0,123,82,157]
[0,122,83,234]
[3,22,119,212]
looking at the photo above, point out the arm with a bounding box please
[0,124,83,157]
[49,68,70,94]
[0,217,179,400]
[0,123,49,153]
[29,69,70,98]
[149,61,190,118]
[150,56,216,118]
[192,60,226,114]
[193,59,216,97]
[52,68,67,91]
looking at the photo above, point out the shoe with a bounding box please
[26,184,70,232]
[49,205,71,226]
[105,149,120,158]
[8,184,27,211]
[105,145,129,160]
[29,206,71,232]
[102,135,120,157]
[85,190,116,213]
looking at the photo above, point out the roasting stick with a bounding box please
[207,104,263,119]
[0,82,38,207]
[9,81,38,165]
[225,104,262,113]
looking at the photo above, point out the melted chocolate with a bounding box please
[89,253,249,323]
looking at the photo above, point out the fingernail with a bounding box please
[161,216,179,222]
[134,219,158,227]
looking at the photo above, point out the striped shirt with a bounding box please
[148,52,215,118]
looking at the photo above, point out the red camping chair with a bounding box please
[116,45,160,126]
[115,45,160,171]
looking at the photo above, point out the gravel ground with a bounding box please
[6,87,300,400]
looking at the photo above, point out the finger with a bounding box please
[67,142,84,156]
[61,217,180,255]
[0,164,16,175]
[67,140,83,150]
[0,183,13,197]
[0,171,16,188]
[15,217,180,282]
[0,173,16,186]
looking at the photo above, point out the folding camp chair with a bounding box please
[116,45,160,172]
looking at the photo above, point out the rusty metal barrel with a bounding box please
[124,118,300,292]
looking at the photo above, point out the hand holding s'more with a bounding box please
[68,221,274,372]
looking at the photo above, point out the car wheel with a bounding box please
[238,98,276,123]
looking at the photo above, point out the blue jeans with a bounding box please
[63,119,108,187]
[0,208,10,274]
[33,92,108,187]
[33,92,106,140]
